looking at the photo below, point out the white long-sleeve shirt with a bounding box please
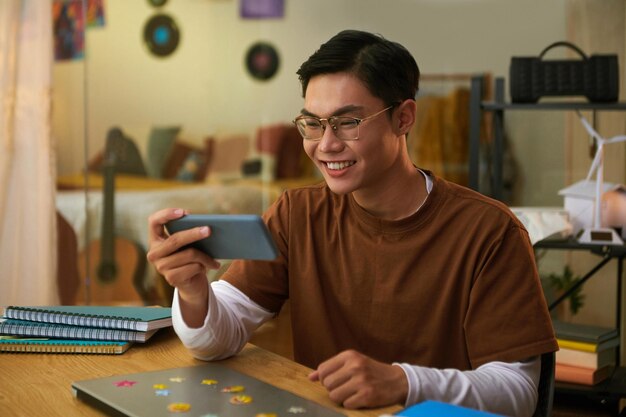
[172,281,540,417]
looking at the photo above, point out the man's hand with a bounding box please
[309,350,408,409]
[147,208,221,327]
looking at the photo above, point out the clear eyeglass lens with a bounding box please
[295,118,323,139]
[295,117,359,140]
[331,117,359,140]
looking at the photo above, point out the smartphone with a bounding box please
[164,214,278,260]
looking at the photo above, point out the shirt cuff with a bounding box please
[394,362,421,406]
[172,286,217,353]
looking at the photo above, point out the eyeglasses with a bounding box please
[292,105,395,141]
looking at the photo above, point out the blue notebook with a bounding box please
[2,306,171,331]
[0,319,157,343]
[395,401,505,416]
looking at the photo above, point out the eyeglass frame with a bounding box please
[292,104,397,141]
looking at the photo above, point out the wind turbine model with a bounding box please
[576,111,626,245]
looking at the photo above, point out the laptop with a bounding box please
[72,362,345,417]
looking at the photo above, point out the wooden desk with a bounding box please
[0,328,400,417]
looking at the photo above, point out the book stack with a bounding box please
[553,320,619,385]
[0,305,172,355]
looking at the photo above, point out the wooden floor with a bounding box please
[249,303,621,416]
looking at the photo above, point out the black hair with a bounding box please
[297,30,420,106]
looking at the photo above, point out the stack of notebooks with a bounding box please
[554,320,619,385]
[0,305,172,355]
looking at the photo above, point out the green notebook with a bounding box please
[0,337,132,354]
[552,320,618,344]
[2,306,171,332]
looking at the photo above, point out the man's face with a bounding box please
[301,72,403,196]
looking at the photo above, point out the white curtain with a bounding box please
[0,0,58,306]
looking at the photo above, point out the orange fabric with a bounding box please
[410,88,470,185]
[256,124,312,179]
[223,174,558,370]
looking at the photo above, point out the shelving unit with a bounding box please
[468,75,626,415]
[536,238,626,415]
[468,75,626,201]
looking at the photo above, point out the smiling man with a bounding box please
[147,30,557,416]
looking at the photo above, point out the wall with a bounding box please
[564,0,626,332]
[53,0,568,186]
[52,0,626,329]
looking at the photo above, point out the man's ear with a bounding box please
[394,99,417,136]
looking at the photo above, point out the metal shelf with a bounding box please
[482,101,626,111]
[468,76,626,201]
[534,238,626,414]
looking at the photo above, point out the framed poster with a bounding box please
[240,0,284,19]
[53,0,85,61]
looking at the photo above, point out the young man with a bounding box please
[147,30,557,416]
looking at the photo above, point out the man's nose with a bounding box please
[318,122,344,152]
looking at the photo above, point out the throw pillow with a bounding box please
[175,150,205,182]
[255,124,308,179]
[205,134,250,181]
[104,127,147,176]
[162,137,214,182]
[145,126,181,178]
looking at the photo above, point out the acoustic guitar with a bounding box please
[77,152,149,305]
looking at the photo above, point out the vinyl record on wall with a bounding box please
[148,0,168,7]
[143,14,180,57]
[245,42,280,81]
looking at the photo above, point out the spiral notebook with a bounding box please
[72,362,345,417]
[0,319,157,342]
[0,337,131,354]
[2,306,172,331]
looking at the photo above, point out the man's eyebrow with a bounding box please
[299,105,364,118]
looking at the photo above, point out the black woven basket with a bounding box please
[510,41,619,103]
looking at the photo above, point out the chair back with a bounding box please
[533,351,555,417]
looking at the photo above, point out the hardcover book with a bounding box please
[2,306,171,332]
[555,363,614,385]
[556,346,616,369]
[557,336,619,353]
[553,320,618,344]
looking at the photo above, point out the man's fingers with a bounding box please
[161,263,208,288]
[148,236,220,273]
[148,225,209,261]
[328,382,360,408]
[148,208,186,241]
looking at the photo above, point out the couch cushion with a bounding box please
[206,134,250,181]
[162,137,214,182]
[256,124,310,179]
[145,126,181,178]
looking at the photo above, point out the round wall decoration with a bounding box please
[245,42,280,81]
[147,0,168,7]
[143,14,180,57]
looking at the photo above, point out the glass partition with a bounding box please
[53,0,570,306]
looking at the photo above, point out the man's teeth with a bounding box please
[326,161,355,170]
